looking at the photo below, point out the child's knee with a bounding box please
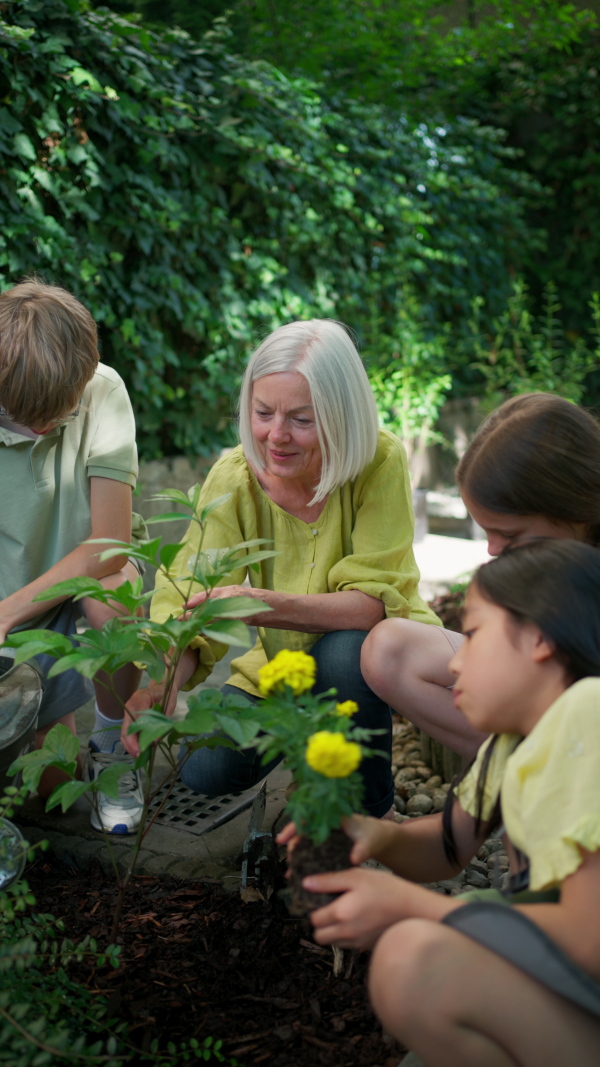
[369,919,443,1031]
[362,618,410,672]
[361,619,425,693]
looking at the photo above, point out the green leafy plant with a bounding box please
[245,649,382,845]
[6,488,272,938]
[466,279,600,413]
[0,0,538,457]
[368,303,452,488]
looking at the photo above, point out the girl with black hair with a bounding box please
[287,540,600,1066]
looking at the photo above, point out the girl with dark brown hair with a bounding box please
[360,393,600,757]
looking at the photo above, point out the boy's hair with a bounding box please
[0,280,99,427]
[456,393,600,545]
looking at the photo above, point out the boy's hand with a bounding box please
[305,868,411,950]
[122,682,177,757]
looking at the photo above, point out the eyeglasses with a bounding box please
[0,404,80,424]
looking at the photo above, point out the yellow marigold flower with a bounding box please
[258,649,316,696]
[305,731,362,778]
[335,700,359,717]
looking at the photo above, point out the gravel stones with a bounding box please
[406,794,434,815]
[390,717,512,896]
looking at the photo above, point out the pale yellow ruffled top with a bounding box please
[457,677,600,891]
[151,429,440,697]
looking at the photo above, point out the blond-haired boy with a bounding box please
[0,279,144,833]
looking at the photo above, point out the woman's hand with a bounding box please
[183,588,385,636]
[306,868,413,950]
[183,586,273,626]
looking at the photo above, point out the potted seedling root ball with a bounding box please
[249,649,382,915]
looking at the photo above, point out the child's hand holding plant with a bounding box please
[249,648,383,914]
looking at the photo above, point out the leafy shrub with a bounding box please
[0,0,537,456]
[463,279,600,412]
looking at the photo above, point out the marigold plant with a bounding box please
[258,649,316,696]
[248,650,383,844]
[305,732,362,778]
[335,700,358,717]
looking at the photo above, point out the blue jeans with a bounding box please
[178,630,394,818]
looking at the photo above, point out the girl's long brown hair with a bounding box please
[457,394,600,545]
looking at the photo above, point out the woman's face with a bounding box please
[463,493,588,557]
[250,372,322,484]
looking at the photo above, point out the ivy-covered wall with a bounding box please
[1,0,536,457]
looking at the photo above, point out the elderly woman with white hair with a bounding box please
[127,320,441,817]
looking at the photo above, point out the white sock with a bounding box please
[89,704,124,753]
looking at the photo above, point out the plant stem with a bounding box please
[109,743,158,942]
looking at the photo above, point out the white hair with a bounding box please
[238,319,379,503]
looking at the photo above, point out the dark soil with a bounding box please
[26,856,402,1067]
[288,828,354,916]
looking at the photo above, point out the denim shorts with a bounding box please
[27,601,94,729]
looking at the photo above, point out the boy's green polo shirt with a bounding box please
[0,364,138,631]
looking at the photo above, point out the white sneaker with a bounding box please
[84,743,145,835]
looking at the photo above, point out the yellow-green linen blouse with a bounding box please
[151,429,441,697]
[457,677,600,891]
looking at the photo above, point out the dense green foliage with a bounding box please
[90,0,595,103]
[111,1,600,358]
[456,32,600,335]
[1,0,539,456]
[226,0,600,342]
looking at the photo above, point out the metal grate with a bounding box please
[147,780,261,836]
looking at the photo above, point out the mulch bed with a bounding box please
[26,857,402,1067]
[22,590,464,1063]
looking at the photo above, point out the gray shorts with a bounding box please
[30,601,94,729]
[444,902,600,1018]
